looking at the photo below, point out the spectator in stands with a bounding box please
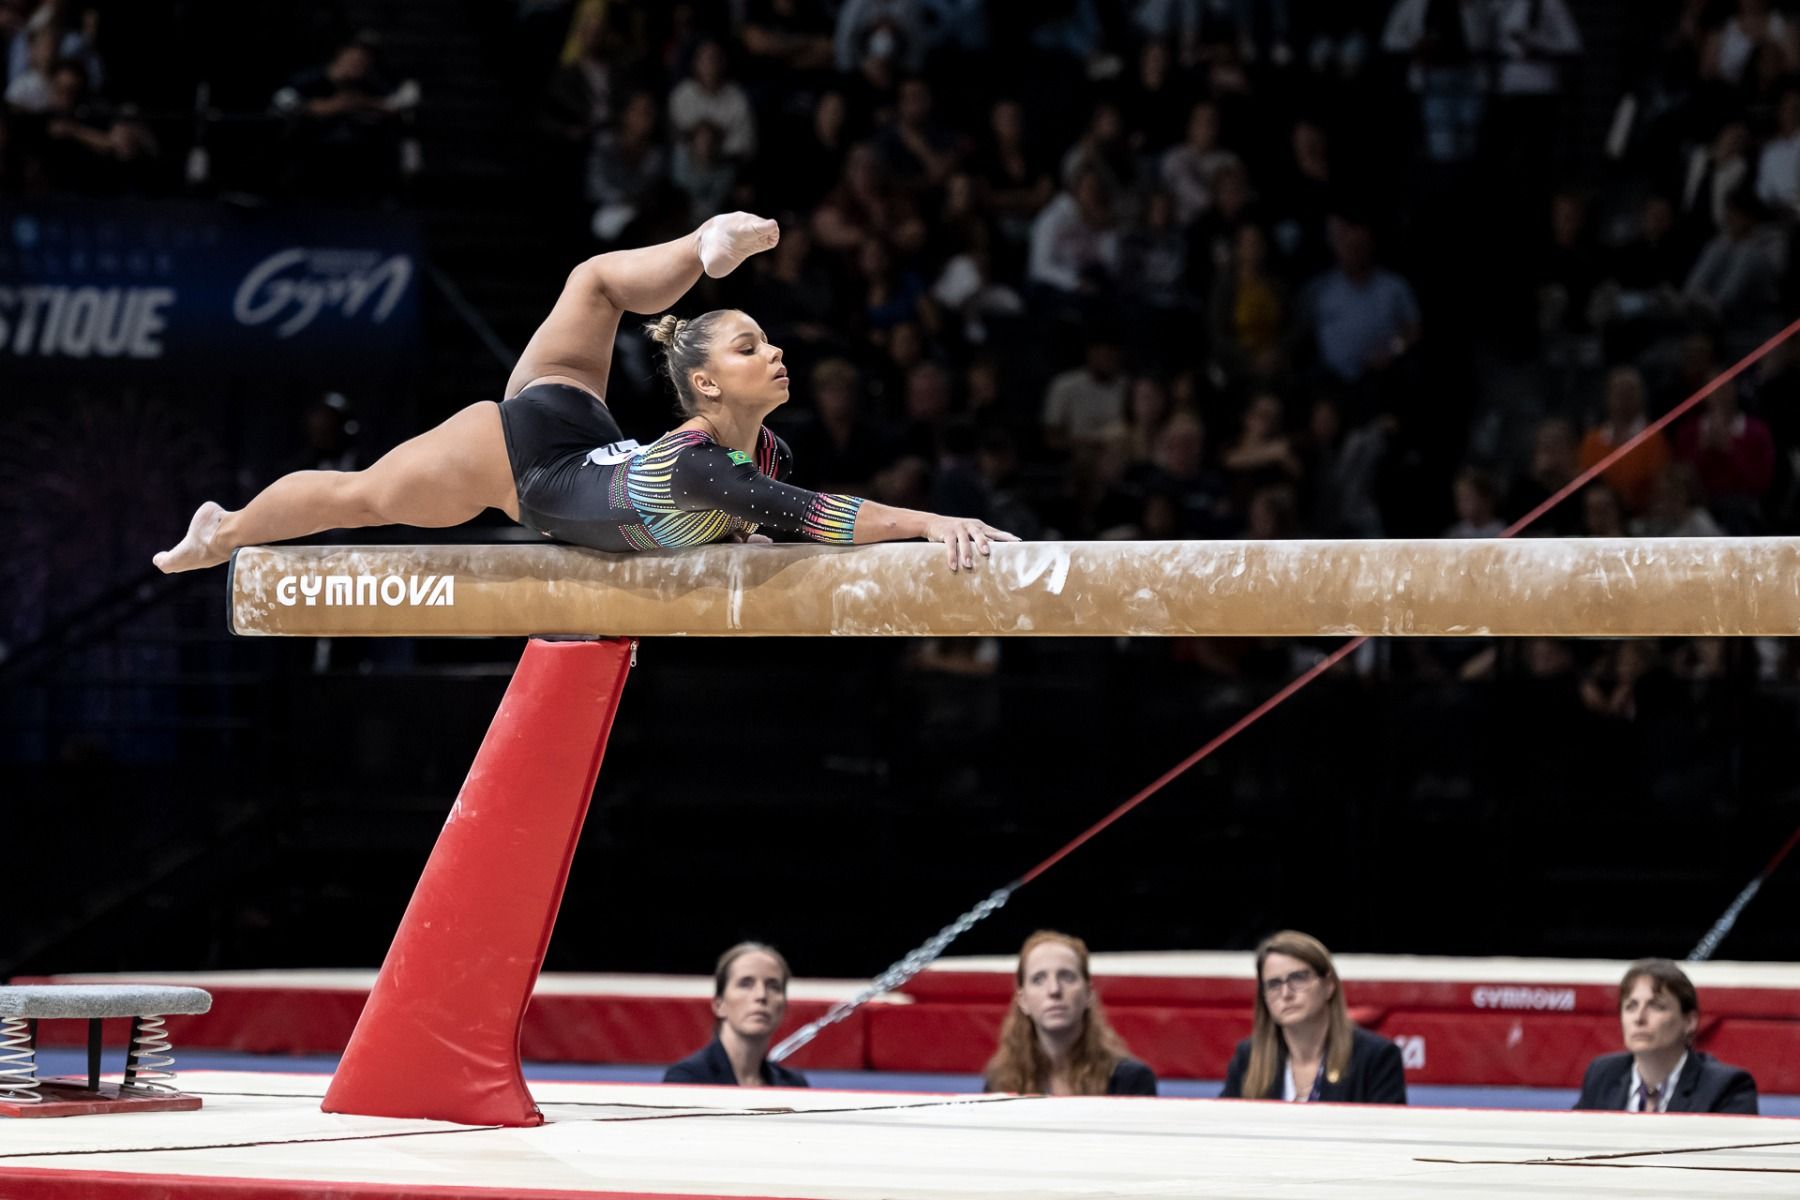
[1581,481,1628,537]
[979,98,1056,248]
[6,1,100,92]
[1683,188,1783,355]
[33,56,155,191]
[665,942,809,1088]
[982,930,1157,1096]
[1755,83,1800,214]
[1676,377,1775,515]
[1306,214,1420,387]
[1222,392,1304,506]
[1633,462,1724,537]
[1445,466,1504,537]
[1575,959,1757,1113]
[784,357,888,493]
[738,0,836,82]
[1272,119,1334,276]
[1161,101,1240,227]
[1221,929,1407,1103]
[878,76,956,193]
[542,4,631,151]
[3,21,53,111]
[1302,397,1388,537]
[274,34,410,193]
[1042,335,1126,452]
[1537,190,1602,343]
[1680,122,1751,236]
[1027,165,1120,304]
[671,120,736,224]
[668,38,755,160]
[1108,373,1174,466]
[1211,223,1291,386]
[1701,0,1797,87]
[1382,0,1493,164]
[1144,409,1234,536]
[587,90,667,242]
[813,141,918,258]
[1578,366,1671,515]
[1504,417,1582,533]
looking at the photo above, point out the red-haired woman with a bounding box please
[982,930,1157,1095]
[1220,930,1406,1103]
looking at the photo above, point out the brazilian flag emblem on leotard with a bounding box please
[727,450,753,467]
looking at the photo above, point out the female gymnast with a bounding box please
[154,213,1015,573]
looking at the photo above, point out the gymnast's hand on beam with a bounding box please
[921,516,1019,572]
[726,530,774,544]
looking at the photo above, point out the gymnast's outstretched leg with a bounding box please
[153,400,516,573]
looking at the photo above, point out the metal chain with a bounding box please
[769,883,1016,1063]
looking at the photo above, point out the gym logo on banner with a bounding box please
[0,199,420,368]
[276,574,455,607]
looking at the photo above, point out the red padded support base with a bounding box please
[322,638,633,1127]
[0,1079,203,1118]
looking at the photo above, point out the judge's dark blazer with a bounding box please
[1219,1026,1407,1103]
[1573,1051,1758,1114]
[982,1057,1159,1095]
[663,1037,810,1087]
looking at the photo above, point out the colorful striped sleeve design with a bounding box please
[801,493,864,544]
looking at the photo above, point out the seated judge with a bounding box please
[664,942,809,1087]
[1574,958,1757,1114]
[1221,929,1406,1103]
[982,929,1158,1095]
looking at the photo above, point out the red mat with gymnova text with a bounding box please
[16,953,1800,1091]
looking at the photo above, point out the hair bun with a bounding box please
[645,314,688,346]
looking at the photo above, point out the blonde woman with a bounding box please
[983,930,1156,1096]
[1220,930,1405,1103]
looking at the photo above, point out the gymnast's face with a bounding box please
[694,311,789,413]
[1620,978,1695,1056]
[713,950,789,1041]
[1017,942,1090,1036]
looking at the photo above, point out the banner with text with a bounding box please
[0,199,422,372]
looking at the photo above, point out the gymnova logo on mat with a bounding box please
[1470,986,1576,1011]
[275,574,455,607]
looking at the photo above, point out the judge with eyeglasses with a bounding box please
[1219,930,1407,1104]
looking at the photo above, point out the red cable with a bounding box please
[1755,821,1800,884]
[1012,312,1800,893]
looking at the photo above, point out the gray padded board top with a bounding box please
[0,985,213,1018]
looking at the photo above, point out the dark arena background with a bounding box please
[5,1,1800,1196]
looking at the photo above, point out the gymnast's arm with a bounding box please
[673,444,1018,570]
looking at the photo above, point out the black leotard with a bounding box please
[498,382,864,551]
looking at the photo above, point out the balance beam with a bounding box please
[227,537,1800,638]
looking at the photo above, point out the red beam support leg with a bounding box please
[322,637,633,1126]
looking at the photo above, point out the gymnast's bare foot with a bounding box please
[698,212,779,279]
[153,501,230,573]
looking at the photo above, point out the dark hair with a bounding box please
[644,309,733,416]
[1619,958,1699,1017]
[713,941,790,1001]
